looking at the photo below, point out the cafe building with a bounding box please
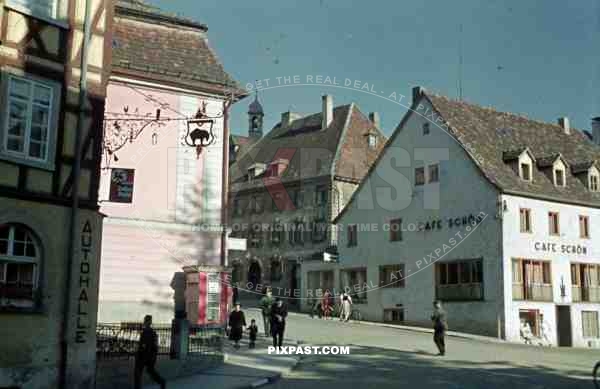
[329,86,600,347]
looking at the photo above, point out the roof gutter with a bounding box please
[59,0,92,387]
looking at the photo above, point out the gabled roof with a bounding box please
[536,153,569,169]
[502,147,534,162]
[335,89,600,223]
[425,92,600,206]
[572,160,599,175]
[229,104,385,192]
[112,1,246,96]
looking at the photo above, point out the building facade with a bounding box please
[98,1,245,325]
[331,87,600,348]
[228,95,385,306]
[0,0,113,387]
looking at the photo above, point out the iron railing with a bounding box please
[188,325,224,357]
[96,323,174,360]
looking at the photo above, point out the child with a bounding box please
[248,319,258,349]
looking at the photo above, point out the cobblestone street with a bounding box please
[243,309,596,389]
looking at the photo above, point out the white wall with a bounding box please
[502,194,600,347]
[336,99,502,336]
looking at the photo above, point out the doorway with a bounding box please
[556,305,572,347]
[247,261,261,291]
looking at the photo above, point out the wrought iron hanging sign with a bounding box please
[183,101,217,159]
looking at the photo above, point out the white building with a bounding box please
[315,87,600,348]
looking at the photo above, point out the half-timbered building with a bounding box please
[0,0,113,387]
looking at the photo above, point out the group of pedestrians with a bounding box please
[310,290,353,321]
[227,288,288,349]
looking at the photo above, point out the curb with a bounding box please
[246,372,282,388]
[281,309,506,344]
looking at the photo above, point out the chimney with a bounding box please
[412,86,425,104]
[593,117,600,145]
[369,112,380,129]
[281,112,292,128]
[322,95,333,129]
[558,117,570,134]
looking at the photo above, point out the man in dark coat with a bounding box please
[430,300,448,356]
[228,302,246,349]
[270,298,288,348]
[134,315,166,389]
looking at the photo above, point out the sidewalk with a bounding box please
[144,335,300,389]
[277,308,507,344]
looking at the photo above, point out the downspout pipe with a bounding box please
[220,95,232,269]
[59,0,92,387]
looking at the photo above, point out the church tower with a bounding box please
[248,91,264,139]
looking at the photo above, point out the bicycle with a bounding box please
[593,360,600,389]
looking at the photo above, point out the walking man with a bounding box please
[430,300,447,356]
[270,298,288,348]
[340,291,353,322]
[134,315,166,389]
[259,288,274,336]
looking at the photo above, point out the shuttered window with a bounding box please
[582,311,599,338]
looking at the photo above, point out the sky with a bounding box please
[151,0,599,138]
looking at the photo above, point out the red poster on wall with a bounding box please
[109,168,135,203]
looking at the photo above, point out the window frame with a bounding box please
[590,174,599,192]
[389,218,402,242]
[519,208,532,233]
[414,167,425,186]
[422,122,430,135]
[367,133,378,149]
[0,224,42,310]
[554,167,566,187]
[427,163,440,183]
[0,70,61,171]
[379,264,405,288]
[520,162,532,182]
[347,224,358,247]
[435,259,484,301]
[582,311,600,339]
[548,212,560,236]
[5,0,67,27]
[580,215,590,239]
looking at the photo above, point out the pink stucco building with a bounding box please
[98,1,245,325]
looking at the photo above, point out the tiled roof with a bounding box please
[425,92,600,206]
[229,104,385,191]
[112,1,245,96]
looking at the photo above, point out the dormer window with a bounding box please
[554,168,566,187]
[368,134,378,148]
[520,162,532,181]
[590,174,599,192]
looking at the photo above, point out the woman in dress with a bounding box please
[322,290,332,320]
[228,302,246,349]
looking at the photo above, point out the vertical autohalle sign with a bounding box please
[76,220,93,343]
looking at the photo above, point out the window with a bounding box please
[554,168,566,187]
[548,212,560,235]
[367,134,378,148]
[384,308,405,323]
[233,198,242,217]
[254,195,263,214]
[340,268,367,303]
[590,174,599,192]
[270,259,282,282]
[415,167,425,186]
[293,220,304,245]
[571,263,600,302]
[520,309,541,337]
[519,208,532,233]
[379,264,405,288]
[0,224,40,308]
[435,259,483,301]
[389,218,402,242]
[312,220,327,243]
[422,122,430,135]
[7,0,58,20]
[293,190,304,208]
[520,162,531,181]
[2,74,59,168]
[272,192,283,212]
[512,259,552,301]
[347,225,357,247]
[582,311,599,338]
[428,164,439,183]
[270,221,283,246]
[580,215,590,239]
[315,186,327,206]
[249,224,262,248]
[206,273,221,322]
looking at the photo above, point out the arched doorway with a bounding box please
[247,260,261,290]
[231,261,243,285]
